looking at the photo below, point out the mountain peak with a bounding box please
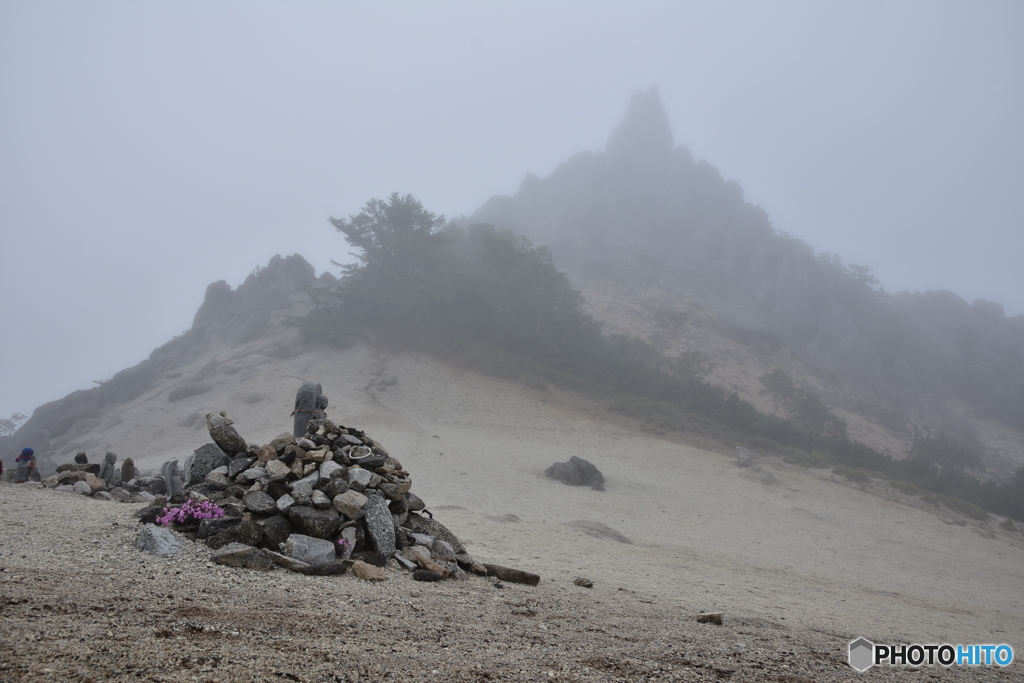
[605,86,674,162]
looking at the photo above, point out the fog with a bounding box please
[2,1,1022,422]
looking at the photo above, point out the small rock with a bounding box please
[311,489,332,510]
[431,539,456,562]
[352,560,386,581]
[288,506,341,539]
[136,524,187,558]
[413,569,444,582]
[265,550,311,572]
[319,460,343,483]
[257,444,277,462]
[197,517,242,539]
[347,467,372,492]
[212,543,274,571]
[237,467,268,483]
[333,489,368,519]
[573,577,594,588]
[73,481,91,495]
[270,432,296,454]
[265,459,291,481]
[276,493,296,513]
[242,491,276,513]
[281,534,337,566]
[483,563,540,586]
[696,612,723,625]
[93,491,114,501]
[228,456,257,479]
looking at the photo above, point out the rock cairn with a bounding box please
[136,411,492,581]
[13,450,150,503]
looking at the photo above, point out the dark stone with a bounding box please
[98,452,117,482]
[120,458,135,484]
[135,506,164,525]
[295,561,349,576]
[413,569,444,582]
[215,519,264,547]
[84,463,101,476]
[168,493,187,504]
[260,515,292,550]
[350,454,386,470]
[361,552,388,568]
[74,452,88,464]
[288,506,341,539]
[184,443,231,486]
[228,456,257,479]
[293,382,328,438]
[483,563,540,586]
[206,412,248,455]
[197,516,242,539]
[223,485,245,500]
[362,495,396,559]
[267,481,291,500]
[243,491,276,514]
[544,456,605,488]
[322,478,349,499]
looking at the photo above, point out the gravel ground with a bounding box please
[2,484,1018,683]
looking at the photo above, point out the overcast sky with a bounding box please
[2,1,1022,422]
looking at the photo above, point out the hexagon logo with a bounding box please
[849,637,875,672]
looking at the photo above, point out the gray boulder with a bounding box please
[363,494,396,559]
[281,533,336,566]
[135,524,187,558]
[545,455,605,490]
[183,443,231,486]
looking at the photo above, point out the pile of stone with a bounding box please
[137,407,505,583]
[27,451,155,504]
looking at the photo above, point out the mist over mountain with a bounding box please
[4,89,1022,499]
[472,87,1024,466]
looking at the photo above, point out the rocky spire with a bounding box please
[605,86,674,164]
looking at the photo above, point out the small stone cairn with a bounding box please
[136,410,499,582]
[24,451,147,503]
